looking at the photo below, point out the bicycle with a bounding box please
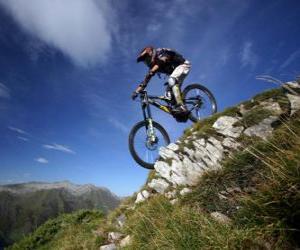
[129,83,217,169]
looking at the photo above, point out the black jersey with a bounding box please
[154,48,186,75]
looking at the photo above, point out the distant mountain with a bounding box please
[0,181,120,248]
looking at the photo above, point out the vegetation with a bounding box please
[8,86,300,249]
[8,210,106,250]
[123,96,300,249]
[0,186,119,248]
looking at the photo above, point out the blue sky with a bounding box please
[0,0,299,196]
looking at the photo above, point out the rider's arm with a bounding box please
[136,64,160,92]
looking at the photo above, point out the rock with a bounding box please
[155,137,225,187]
[100,243,117,250]
[135,190,150,203]
[226,187,242,193]
[108,232,124,242]
[213,116,244,138]
[180,187,192,196]
[116,214,126,228]
[239,104,248,115]
[165,190,177,199]
[154,161,172,180]
[168,143,179,151]
[159,146,180,161]
[243,186,257,193]
[218,193,228,200]
[243,116,278,139]
[119,235,131,248]
[259,99,283,115]
[287,94,300,115]
[148,178,169,193]
[222,137,241,150]
[170,198,178,205]
[210,212,232,224]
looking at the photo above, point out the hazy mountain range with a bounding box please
[0,181,120,248]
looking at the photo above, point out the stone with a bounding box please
[165,190,177,199]
[108,232,124,242]
[148,178,169,193]
[119,235,131,248]
[243,116,278,139]
[243,186,257,193]
[168,143,179,151]
[213,116,244,138]
[159,146,180,161]
[260,100,283,115]
[210,212,232,224]
[100,243,116,250]
[155,136,225,187]
[180,187,192,196]
[154,161,172,180]
[226,187,242,193]
[222,137,241,150]
[116,214,126,228]
[170,198,178,205]
[135,190,150,203]
[218,193,228,200]
[287,94,300,115]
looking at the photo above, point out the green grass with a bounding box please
[125,110,300,249]
[8,210,106,250]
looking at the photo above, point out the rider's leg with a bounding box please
[168,77,184,106]
[168,61,191,112]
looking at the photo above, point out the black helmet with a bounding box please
[137,46,154,63]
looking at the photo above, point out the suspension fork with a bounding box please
[141,95,156,142]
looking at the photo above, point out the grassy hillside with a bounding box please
[8,210,106,250]
[0,185,120,248]
[121,88,300,249]
[9,85,300,249]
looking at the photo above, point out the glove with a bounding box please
[131,91,138,100]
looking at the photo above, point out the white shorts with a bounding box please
[169,60,191,86]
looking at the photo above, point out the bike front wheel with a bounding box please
[129,120,170,169]
[183,84,217,123]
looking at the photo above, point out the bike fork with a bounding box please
[142,102,157,143]
[147,118,157,143]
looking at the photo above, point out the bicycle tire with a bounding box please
[183,84,217,123]
[129,120,170,169]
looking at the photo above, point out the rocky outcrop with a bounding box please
[136,82,300,204]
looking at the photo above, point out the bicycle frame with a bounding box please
[139,91,171,124]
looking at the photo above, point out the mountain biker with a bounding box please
[132,46,191,113]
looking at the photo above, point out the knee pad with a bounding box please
[168,77,177,87]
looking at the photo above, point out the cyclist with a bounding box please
[132,46,191,113]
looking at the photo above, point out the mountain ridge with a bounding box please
[0,180,118,197]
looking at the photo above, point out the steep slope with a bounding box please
[10,81,300,250]
[0,181,120,248]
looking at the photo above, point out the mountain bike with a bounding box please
[129,83,217,169]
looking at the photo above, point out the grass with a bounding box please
[125,110,300,249]
[8,210,106,250]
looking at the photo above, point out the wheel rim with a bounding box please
[132,126,168,166]
[185,88,215,120]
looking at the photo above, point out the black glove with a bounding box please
[131,91,138,100]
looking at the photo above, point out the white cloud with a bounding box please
[17,136,29,141]
[279,49,300,70]
[0,0,115,67]
[8,126,29,135]
[108,117,128,134]
[35,157,49,164]
[0,83,10,99]
[43,143,75,154]
[240,41,258,68]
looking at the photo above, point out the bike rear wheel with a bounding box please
[183,84,217,122]
[129,120,170,169]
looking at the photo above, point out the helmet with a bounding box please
[137,46,154,63]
